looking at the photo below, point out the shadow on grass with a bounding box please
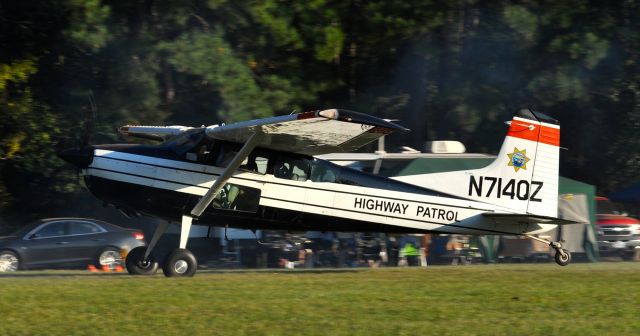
[0,268,362,278]
[197,268,361,275]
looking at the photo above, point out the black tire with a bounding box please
[96,247,123,270]
[621,252,634,261]
[125,246,158,275]
[0,250,20,272]
[554,249,571,266]
[163,248,197,277]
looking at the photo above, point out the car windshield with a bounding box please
[597,199,623,215]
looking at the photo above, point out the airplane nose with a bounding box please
[57,146,94,168]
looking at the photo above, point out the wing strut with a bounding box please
[190,127,264,218]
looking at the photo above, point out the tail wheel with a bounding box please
[0,251,20,272]
[125,246,158,275]
[554,249,571,266]
[163,248,197,277]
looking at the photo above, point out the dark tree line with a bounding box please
[1,0,639,221]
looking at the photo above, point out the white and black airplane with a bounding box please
[58,108,576,277]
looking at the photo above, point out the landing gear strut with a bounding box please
[125,216,199,277]
[525,235,571,266]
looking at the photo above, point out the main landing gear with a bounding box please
[525,234,571,266]
[125,216,198,277]
[125,129,264,277]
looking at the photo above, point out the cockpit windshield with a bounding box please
[163,128,206,156]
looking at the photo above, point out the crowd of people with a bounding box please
[258,231,478,268]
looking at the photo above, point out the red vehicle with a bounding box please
[596,197,640,260]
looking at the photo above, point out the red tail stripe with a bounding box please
[538,126,560,146]
[506,121,540,142]
[506,121,559,147]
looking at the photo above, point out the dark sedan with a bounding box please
[0,218,146,272]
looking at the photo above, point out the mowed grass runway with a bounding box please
[1,263,639,336]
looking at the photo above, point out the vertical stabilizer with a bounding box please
[393,110,560,217]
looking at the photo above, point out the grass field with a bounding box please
[1,263,639,336]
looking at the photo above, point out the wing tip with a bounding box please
[319,108,409,131]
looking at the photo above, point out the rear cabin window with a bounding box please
[310,160,362,186]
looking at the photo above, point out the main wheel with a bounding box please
[0,250,19,272]
[554,248,571,266]
[163,248,197,277]
[97,247,123,270]
[125,246,158,275]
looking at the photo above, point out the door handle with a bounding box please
[90,238,105,242]
[56,242,69,245]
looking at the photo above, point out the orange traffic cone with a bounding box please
[115,265,123,273]
[102,265,111,272]
[88,265,99,272]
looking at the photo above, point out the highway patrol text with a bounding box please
[353,197,459,221]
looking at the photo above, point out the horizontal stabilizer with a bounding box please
[483,213,582,225]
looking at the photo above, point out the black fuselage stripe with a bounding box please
[96,155,223,177]
[88,167,210,190]
[93,155,495,212]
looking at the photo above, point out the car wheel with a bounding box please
[163,248,197,277]
[125,246,158,275]
[0,250,20,272]
[97,247,123,270]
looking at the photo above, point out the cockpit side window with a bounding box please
[239,152,269,174]
[273,157,311,181]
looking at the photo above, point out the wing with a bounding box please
[204,109,407,155]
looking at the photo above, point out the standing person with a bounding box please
[399,236,420,266]
[420,234,431,267]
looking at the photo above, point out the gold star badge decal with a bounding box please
[507,147,530,172]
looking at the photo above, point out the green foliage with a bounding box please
[63,0,112,52]
[315,25,345,62]
[503,5,537,42]
[0,60,77,212]
[160,30,294,121]
[1,0,639,217]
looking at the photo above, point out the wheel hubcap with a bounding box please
[174,260,189,274]
[138,259,152,268]
[0,254,18,272]
[99,251,121,268]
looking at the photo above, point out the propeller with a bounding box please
[56,94,96,169]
